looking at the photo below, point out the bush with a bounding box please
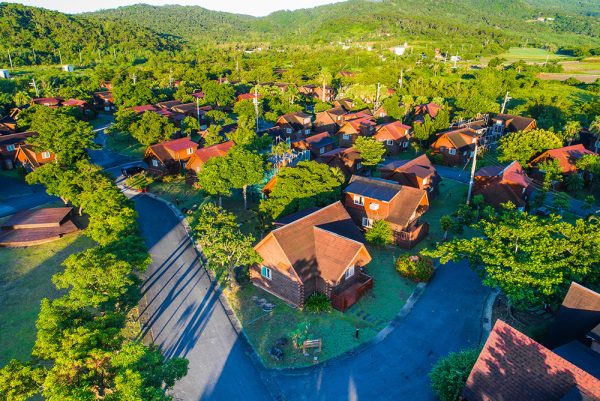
[429,348,480,401]
[395,254,435,282]
[365,219,394,245]
[289,322,311,349]
[304,292,332,314]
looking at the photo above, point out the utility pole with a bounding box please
[399,69,403,90]
[7,51,13,69]
[253,85,260,133]
[466,139,479,205]
[132,73,137,85]
[500,91,511,114]
[374,82,381,110]
[169,68,173,89]
[58,49,63,65]
[30,78,39,97]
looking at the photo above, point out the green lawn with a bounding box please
[226,246,415,368]
[105,131,146,159]
[0,234,95,366]
[414,179,473,251]
[493,47,573,63]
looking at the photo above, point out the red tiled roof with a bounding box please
[31,97,63,106]
[380,154,436,179]
[192,91,204,99]
[131,104,158,113]
[237,93,261,101]
[162,137,198,153]
[532,144,597,174]
[256,202,370,283]
[374,121,412,141]
[347,117,376,131]
[463,320,600,401]
[193,140,234,163]
[62,98,87,107]
[414,102,442,119]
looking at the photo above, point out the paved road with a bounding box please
[134,195,273,401]
[273,261,489,401]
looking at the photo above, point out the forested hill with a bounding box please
[0,3,180,64]
[87,0,600,50]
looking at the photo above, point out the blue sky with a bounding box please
[11,0,344,16]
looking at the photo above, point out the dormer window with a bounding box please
[448,148,456,155]
[41,151,51,159]
[261,266,272,280]
[152,159,159,167]
[353,195,364,206]
[6,144,15,152]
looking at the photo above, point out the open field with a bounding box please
[0,234,95,366]
[487,47,573,63]
[537,73,599,83]
[226,246,415,368]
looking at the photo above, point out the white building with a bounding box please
[0,70,10,79]
[62,64,74,72]
[393,42,409,56]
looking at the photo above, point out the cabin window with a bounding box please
[422,177,428,185]
[286,128,292,134]
[353,195,364,206]
[343,134,350,140]
[448,148,456,155]
[380,111,386,117]
[41,151,51,159]
[6,144,15,151]
[356,162,363,170]
[362,217,373,228]
[337,116,341,121]
[261,266,272,280]
[187,148,194,155]
[386,140,394,146]
[152,159,159,167]
[344,265,355,280]
[403,141,409,148]
[319,147,325,154]
[305,129,311,135]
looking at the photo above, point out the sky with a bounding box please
[11,0,344,16]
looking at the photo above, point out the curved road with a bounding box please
[132,193,490,401]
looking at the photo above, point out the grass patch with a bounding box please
[225,246,415,368]
[105,131,146,159]
[414,179,474,252]
[495,47,572,63]
[0,234,95,366]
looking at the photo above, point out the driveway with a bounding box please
[134,195,273,401]
[272,261,489,401]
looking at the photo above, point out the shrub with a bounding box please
[304,292,332,314]
[289,322,311,349]
[395,254,435,282]
[365,219,394,245]
[429,348,480,401]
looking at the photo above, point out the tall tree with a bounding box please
[23,106,96,166]
[497,129,563,165]
[354,136,386,168]
[191,203,261,285]
[224,148,265,209]
[129,112,177,146]
[562,120,582,145]
[181,115,200,137]
[259,161,344,219]
[423,205,600,308]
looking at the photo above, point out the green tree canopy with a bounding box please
[22,106,96,166]
[423,206,600,308]
[497,129,563,165]
[202,81,235,106]
[259,160,344,219]
[354,136,386,167]
[130,111,177,146]
[365,219,394,245]
[191,203,261,284]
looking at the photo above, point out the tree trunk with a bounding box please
[443,229,448,242]
[242,185,248,209]
[78,205,83,216]
[218,195,222,208]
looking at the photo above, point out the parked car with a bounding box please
[121,166,145,177]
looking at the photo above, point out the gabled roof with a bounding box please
[414,102,442,119]
[436,127,477,149]
[345,117,376,133]
[345,175,402,202]
[476,161,532,188]
[462,320,600,401]
[62,98,87,107]
[320,147,361,160]
[374,121,412,141]
[257,202,369,283]
[237,93,262,102]
[191,140,234,164]
[531,144,597,174]
[491,113,536,132]
[303,132,333,148]
[31,97,63,106]
[14,144,54,168]
[0,131,37,147]
[131,104,157,113]
[156,100,183,109]
[147,138,198,163]
[380,154,436,179]
[345,109,372,121]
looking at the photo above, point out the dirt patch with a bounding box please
[491,293,554,342]
[537,73,600,83]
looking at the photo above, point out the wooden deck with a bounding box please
[331,272,373,312]
[0,208,79,247]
